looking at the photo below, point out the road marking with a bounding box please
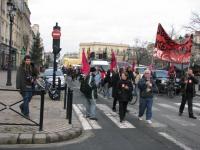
[97,104,135,128]
[156,103,177,111]
[73,104,92,130]
[193,103,200,107]
[162,115,196,126]
[174,103,200,112]
[127,105,167,128]
[159,132,192,150]
[77,104,102,129]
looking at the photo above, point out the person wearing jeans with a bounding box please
[16,55,38,118]
[138,69,156,124]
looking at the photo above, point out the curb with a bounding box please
[0,126,82,145]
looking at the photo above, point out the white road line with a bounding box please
[156,103,177,111]
[193,103,200,107]
[159,132,192,150]
[174,103,200,112]
[162,115,196,126]
[73,104,92,130]
[97,104,135,128]
[127,105,167,128]
[77,104,102,129]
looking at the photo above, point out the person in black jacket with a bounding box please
[16,55,38,118]
[117,72,133,122]
[179,68,199,119]
[111,67,120,112]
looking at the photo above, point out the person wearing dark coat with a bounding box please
[117,72,133,122]
[111,67,120,112]
[179,68,199,119]
[16,55,38,118]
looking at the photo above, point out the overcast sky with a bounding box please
[29,0,199,56]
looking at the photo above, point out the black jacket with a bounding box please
[117,79,133,102]
[181,75,198,97]
[112,72,120,98]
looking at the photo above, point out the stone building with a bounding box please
[0,0,32,69]
[79,42,129,62]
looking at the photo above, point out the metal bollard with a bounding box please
[39,90,45,131]
[68,89,73,124]
[64,83,67,109]
[58,77,61,101]
[66,88,71,119]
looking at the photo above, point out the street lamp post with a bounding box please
[6,0,16,86]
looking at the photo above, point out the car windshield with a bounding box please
[137,67,147,74]
[44,69,63,76]
[92,65,109,72]
[156,71,168,78]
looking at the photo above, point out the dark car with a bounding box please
[152,70,169,93]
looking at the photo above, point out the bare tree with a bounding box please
[184,12,200,31]
[168,25,176,39]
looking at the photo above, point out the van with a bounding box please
[90,60,110,72]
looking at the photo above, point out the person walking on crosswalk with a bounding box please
[84,67,98,120]
[179,68,199,119]
[117,72,133,122]
[138,69,157,124]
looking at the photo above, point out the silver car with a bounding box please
[43,68,66,88]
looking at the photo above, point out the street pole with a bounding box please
[6,0,16,86]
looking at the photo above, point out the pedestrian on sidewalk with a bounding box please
[138,69,157,124]
[16,55,38,118]
[84,67,98,120]
[117,72,133,122]
[179,68,199,119]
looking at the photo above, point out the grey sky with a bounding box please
[29,0,199,56]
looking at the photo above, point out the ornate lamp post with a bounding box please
[6,0,16,86]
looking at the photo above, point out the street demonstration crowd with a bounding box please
[63,65,198,123]
[15,55,198,123]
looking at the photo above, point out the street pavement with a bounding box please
[0,71,82,145]
[1,72,200,149]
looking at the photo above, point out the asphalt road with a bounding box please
[1,78,200,150]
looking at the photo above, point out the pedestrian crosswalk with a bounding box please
[73,101,200,130]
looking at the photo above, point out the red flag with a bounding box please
[81,49,90,75]
[154,23,193,64]
[110,50,117,71]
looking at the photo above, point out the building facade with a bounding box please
[79,42,129,62]
[0,0,32,69]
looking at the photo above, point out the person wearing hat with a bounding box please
[138,69,157,124]
[16,55,38,118]
[84,67,98,120]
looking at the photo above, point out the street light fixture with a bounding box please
[6,0,16,86]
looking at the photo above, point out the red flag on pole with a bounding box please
[81,48,90,75]
[154,23,193,64]
[110,50,117,71]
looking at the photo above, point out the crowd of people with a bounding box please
[79,65,199,124]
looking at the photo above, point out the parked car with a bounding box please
[43,68,66,88]
[152,69,181,94]
[135,65,147,77]
[152,70,168,93]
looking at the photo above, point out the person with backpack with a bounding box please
[84,67,98,120]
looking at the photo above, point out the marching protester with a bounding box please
[83,67,98,120]
[103,69,112,99]
[111,67,120,112]
[117,72,133,122]
[138,69,157,124]
[134,69,141,102]
[179,68,199,119]
[16,55,38,118]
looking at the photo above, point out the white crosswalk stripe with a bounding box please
[96,104,136,128]
[73,104,92,130]
[77,104,102,129]
[174,103,200,112]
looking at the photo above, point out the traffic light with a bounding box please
[52,23,61,55]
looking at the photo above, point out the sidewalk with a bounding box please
[0,71,82,144]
